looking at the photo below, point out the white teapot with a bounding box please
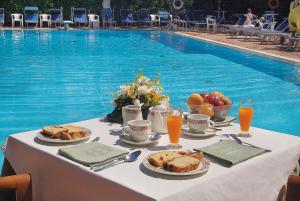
[147,105,171,134]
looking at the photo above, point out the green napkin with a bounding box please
[195,140,267,167]
[59,142,128,166]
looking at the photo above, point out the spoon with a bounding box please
[91,137,100,142]
[92,150,142,172]
[149,133,161,141]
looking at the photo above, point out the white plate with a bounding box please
[213,116,236,127]
[36,127,91,144]
[119,133,160,146]
[182,125,216,138]
[142,156,210,176]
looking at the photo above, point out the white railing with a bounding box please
[165,19,187,32]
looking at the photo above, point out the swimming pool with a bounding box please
[0,30,300,161]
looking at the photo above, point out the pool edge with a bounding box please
[174,32,300,67]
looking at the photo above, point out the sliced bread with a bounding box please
[148,151,183,168]
[166,156,200,173]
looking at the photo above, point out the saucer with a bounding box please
[182,125,216,138]
[213,116,236,127]
[119,133,161,146]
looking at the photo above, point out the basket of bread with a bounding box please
[186,91,233,122]
[143,151,210,176]
[37,125,91,143]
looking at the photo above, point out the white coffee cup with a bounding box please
[187,114,214,133]
[123,120,151,142]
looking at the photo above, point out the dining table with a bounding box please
[3,117,300,201]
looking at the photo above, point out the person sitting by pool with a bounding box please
[242,8,257,28]
[256,17,265,29]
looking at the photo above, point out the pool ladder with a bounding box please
[165,19,187,32]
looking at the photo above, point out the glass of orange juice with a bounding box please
[166,107,183,149]
[239,98,254,137]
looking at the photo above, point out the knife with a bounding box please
[90,155,127,170]
[228,134,271,152]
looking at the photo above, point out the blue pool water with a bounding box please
[0,30,300,161]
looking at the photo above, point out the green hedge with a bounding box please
[0,0,291,24]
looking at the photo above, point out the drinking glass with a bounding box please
[166,108,183,149]
[239,98,254,137]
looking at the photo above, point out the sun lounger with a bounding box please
[0,8,4,27]
[242,21,277,41]
[258,19,289,44]
[120,9,137,26]
[188,10,207,30]
[24,6,39,28]
[49,8,63,27]
[137,9,152,26]
[282,35,300,51]
[158,11,172,27]
[71,7,87,27]
[225,16,246,36]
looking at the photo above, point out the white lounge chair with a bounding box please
[150,14,158,26]
[11,14,23,27]
[39,14,51,28]
[206,15,217,33]
[88,14,100,28]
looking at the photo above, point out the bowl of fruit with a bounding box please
[186,91,233,122]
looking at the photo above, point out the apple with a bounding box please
[211,91,225,98]
[206,95,224,106]
[221,96,232,105]
[200,94,209,103]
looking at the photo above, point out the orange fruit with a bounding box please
[187,94,204,105]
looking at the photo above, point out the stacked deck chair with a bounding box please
[0,8,4,27]
[137,9,152,26]
[259,19,289,44]
[49,8,63,27]
[158,10,172,26]
[24,6,39,28]
[71,7,87,27]
[120,9,137,26]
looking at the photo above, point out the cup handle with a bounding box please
[122,126,130,134]
[208,120,215,128]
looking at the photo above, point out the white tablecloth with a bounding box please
[5,118,300,201]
